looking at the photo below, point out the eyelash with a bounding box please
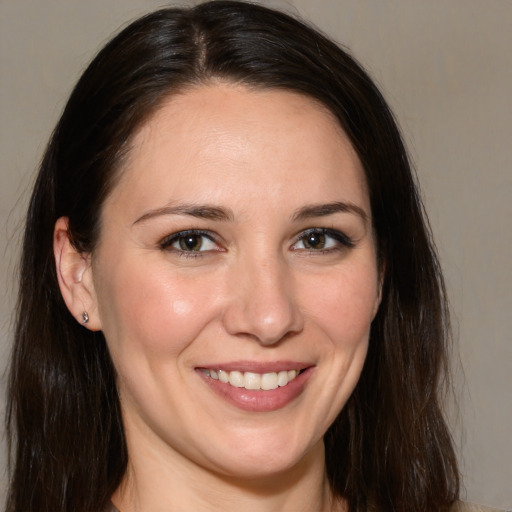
[159,227,355,258]
[291,228,355,254]
[159,229,222,259]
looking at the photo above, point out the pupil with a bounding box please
[306,232,325,249]
[180,235,202,251]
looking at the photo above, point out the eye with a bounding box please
[160,230,220,254]
[291,228,354,252]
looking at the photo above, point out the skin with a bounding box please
[55,83,381,512]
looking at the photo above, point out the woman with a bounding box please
[6,1,460,511]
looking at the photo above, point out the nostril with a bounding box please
[222,264,304,345]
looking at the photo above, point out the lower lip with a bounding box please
[197,367,314,412]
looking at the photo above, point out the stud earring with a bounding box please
[82,311,89,324]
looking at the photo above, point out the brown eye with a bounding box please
[292,228,355,253]
[160,230,219,253]
[302,232,326,249]
[179,234,204,251]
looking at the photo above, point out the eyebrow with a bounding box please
[291,201,368,224]
[133,200,368,226]
[133,203,235,225]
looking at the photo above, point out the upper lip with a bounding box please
[196,361,312,373]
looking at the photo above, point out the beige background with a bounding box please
[1,0,510,509]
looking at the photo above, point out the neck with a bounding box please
[111,433,346,512]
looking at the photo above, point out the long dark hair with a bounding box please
[6,2,459,511]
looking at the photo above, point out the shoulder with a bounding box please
[451,501,510,512]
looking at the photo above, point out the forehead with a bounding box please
[105,83,369,219]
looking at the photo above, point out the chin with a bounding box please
[201,432,324,482]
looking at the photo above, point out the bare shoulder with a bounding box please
[451,501,510,512]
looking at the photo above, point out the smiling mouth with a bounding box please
[199,368,304,391]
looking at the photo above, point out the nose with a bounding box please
[222,253,304,346]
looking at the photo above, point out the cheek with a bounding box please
[95,260,218,361]
[303,262,379,346]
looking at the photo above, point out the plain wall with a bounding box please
[1,0,511,509]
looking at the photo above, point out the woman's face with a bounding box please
[90,83,381,478]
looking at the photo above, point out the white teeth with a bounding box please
[244,372,261,390]
[202,368,301,390]
[261,372,278,390]
[228,371,244,388]
[277,370,289,387]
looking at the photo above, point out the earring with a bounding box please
[82,311,89,324]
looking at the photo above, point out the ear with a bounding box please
[53,217,102,331]
[371,262,385,320]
